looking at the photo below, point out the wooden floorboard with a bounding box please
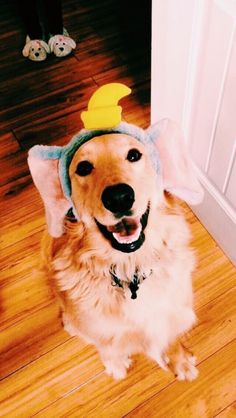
[0,0,235,417]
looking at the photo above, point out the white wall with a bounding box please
[151,0,236,265]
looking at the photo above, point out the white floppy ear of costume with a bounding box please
[28,154,71,237]
[148,119,204,205]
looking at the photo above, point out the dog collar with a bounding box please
[110,266,152,299]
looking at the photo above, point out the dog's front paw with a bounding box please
[104,357,132,380]
[170,351,199,381]
[165,342,199,382]
[175,353,198,381]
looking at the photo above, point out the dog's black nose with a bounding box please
[59,47,64,51]
[35,52,39,57]
[102,183,135,213]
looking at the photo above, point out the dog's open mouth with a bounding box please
[95,204,150,253]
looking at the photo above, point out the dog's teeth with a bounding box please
[112,225,142,244]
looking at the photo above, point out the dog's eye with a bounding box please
[32,48,34,51]
[63,42,65,45]
[127,149,142,162]
[38,47,41,51]
[56,42,59,45]
[76,161,94,176]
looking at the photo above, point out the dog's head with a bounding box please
[68,132,160,252]
[28,84,203,253]
[22,39,49,61]
[28,121,203,252]
[48,35,76,57]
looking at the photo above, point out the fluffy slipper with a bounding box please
[48,29,76,57]
[22,36,50,61]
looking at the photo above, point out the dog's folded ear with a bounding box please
[48,36,56,52]
[41,40,50,54]
[65,36,76,49]
[28,152,71,237]
[147,119,204,205]
[22,42,30,57]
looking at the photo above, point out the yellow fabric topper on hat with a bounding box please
[81,83,131,129]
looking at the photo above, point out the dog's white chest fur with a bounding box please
[56,213,196,348]
[124,268,196,342]
[59,237,196,360]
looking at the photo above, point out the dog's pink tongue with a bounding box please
[110,218,142,244]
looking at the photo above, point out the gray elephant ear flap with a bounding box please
[147,119,204,205]
[28,148,71,237]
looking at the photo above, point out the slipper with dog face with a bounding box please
[22,36,50,62]
[48,29,76,58]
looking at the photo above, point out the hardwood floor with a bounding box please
[0,1,235,417]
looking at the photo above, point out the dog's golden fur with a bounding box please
[41,133,199,380]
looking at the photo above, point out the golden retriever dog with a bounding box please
[28,118,203,381]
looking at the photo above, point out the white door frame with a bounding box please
[151,0,236,265]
